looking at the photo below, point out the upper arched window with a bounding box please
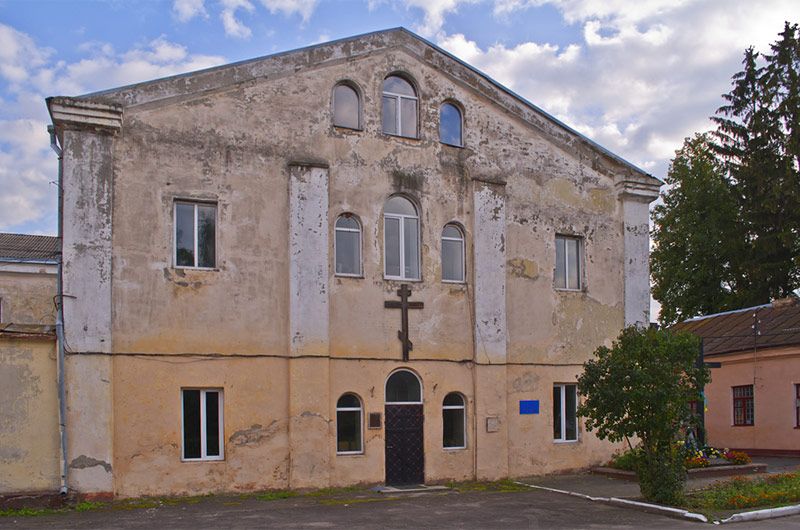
[382,75,418,138]
[386,370,422,403]
[384,196,420,280]
[443,393,466,449]
[441,223,465,283]
[333,83,360,129]
[439,103,462,147]
[336,393,363,454]
[335,214,362,276]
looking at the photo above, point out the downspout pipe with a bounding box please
[49,124,68,496]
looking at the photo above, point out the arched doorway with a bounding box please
[384,369,424,485]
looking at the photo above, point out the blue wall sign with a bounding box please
[519,400,539,415]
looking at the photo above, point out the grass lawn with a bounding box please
[685,472,800,516]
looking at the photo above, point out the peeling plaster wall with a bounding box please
[58,37,658,495]
[0,268,56,325]
[0,338,60,494]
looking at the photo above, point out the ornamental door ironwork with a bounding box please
[384,404,424,485]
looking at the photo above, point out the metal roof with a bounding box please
[672,298,800,356]
[0,233,60,263]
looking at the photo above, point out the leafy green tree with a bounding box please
[652,134,741,326]
[577,326,707,505]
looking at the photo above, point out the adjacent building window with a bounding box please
[441,224,465,283]
[733,385,754,426]
[795,384,800,428]
[382,75,418,138]
[384,196,420,280]
[555,235,581,290]
[439,103,463,146]
[175,201,216,268]
[182,389,223,461]
[336,393,363,454]
[332,83,360,129]
[443,393,466,449]
[553,384,578,442]
[335,214,362,276]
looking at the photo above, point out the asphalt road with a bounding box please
[4,488,800,529]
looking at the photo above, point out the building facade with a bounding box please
[45,28,660,498]
[675,297,800,456]
[0,234,60,496]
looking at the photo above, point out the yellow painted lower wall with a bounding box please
[111,355,620,498]
[0,337,60,494]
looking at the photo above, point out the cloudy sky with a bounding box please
[1,0,797,235]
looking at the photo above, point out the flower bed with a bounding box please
[606,445,752,472]
[686,472,800,511]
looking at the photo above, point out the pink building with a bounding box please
[675,297,800,456]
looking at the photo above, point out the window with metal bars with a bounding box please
[732,385,754,426]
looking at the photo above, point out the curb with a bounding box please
[718,504,800,524]
[512,482,708,523]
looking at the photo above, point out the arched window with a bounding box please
[336,393,363,454]
[335,214,362,276]
[443,393,466,449]
[441,223,465,283]
[384,196,420,280]
[382,75,418,138]
[385,370,422,403]
[333,83,360,129]
[439,103,462,147]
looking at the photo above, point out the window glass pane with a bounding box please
[382,96,397,135]
[336,215,360,230]
[337,410,361,452]
[566,238,579,289]
[333,84,359,129]
[442,224,461,239]
[404,217,419,279]
[555,237,566,288]
[565,385,577,441]
[443,408,465,448]
[198,205,216,268]
[400,98,417,138]
[205,391,220,456]
[386,371,421,403]
[176,203,195,267]
[553,386,562,439]
[443,393,464,407]
[182,390,201,459]
[383,76,415,96]
[440,103,462,146]
[337,393,360,409]
[384,217,401,277]
[336,230,360,275]
[385,196,416,216]
[442,238,464,282]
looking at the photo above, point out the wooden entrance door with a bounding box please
[385,404,424,485]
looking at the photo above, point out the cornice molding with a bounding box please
[47,97,123,134]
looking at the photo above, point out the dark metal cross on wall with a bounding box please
[384,284,424,361]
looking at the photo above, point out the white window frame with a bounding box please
[553,384,578,443]
[334,214,363,277]
[181,388,224,462]
[385,369,423,405]
[336,394,364,455]
[443,393,467,450]
[555,235,582,291]
[382,78,418,139]
[174,200,216,270]
[383,199,421,281]
[441,223,466,284]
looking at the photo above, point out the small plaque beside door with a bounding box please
[368,412,382,429]
[486,416,500,433]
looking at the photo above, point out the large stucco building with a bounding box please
[40,28,660,498]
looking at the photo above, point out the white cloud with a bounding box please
[0,25,226,232]
[173,0,209,22]
[220,0,255,39]
[259,0,318,22]
[402,0,477,38]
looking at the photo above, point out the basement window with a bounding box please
[175,201,216,269]
[553,384,578,442]
[182,389,224,461]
